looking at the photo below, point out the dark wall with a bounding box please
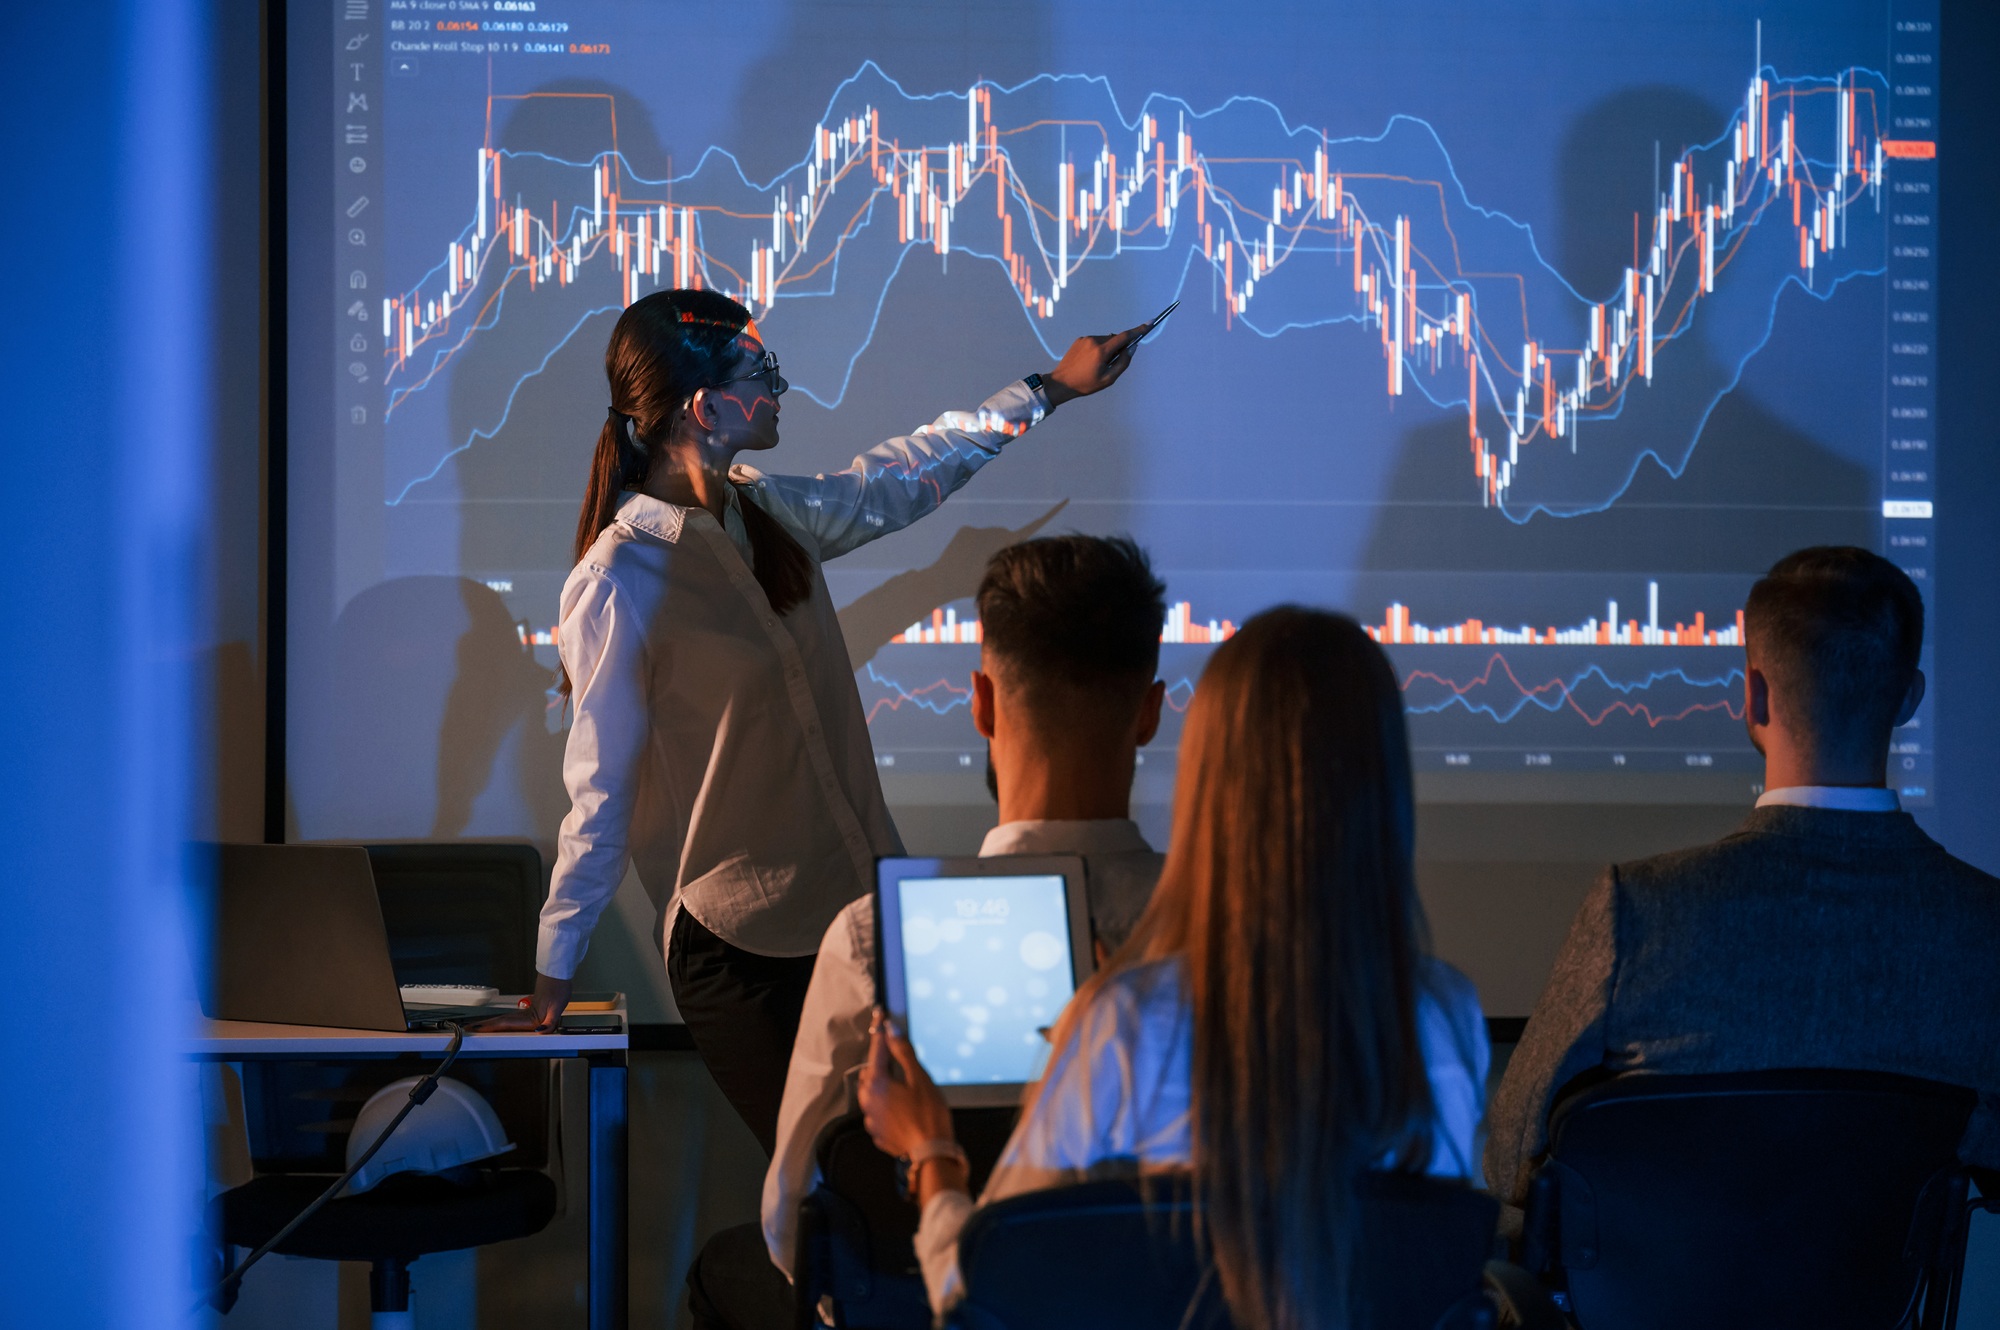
[1934,5,2000,874]
[208,0,271,843]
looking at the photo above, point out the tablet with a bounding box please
[876,855,1093,1107]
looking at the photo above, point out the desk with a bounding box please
[190,1012,630,1330]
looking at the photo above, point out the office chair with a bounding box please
[363,841,543,993]
[793,1109,1019,1330]
[1935,1168,2000,1329]
[1518,1068,1978,1330]
[210,841,557,1328]
[945,1171,1498,1330]
[212,1169,557,1327]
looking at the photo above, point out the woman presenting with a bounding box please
[493,288,1145,1153]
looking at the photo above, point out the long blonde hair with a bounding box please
[1042,607,1435,1329]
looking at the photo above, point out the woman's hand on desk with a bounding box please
[1041,324,1149,407]
[471,972,572,1032]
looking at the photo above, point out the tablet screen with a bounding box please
[892,873,1078,1087]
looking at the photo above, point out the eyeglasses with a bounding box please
[713,349,788,398]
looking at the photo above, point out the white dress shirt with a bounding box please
[912,955,1491,1314]
[760,819,1163,1275]
[537,380,1051,978]
[1755,785,1902,812]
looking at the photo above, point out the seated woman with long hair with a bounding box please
[860,606,1490,1327]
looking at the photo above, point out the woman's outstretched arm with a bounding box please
[749,326,1146,561]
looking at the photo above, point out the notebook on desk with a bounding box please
[207,843,521,1032]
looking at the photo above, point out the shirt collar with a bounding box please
[615,490,688,544]
[978,819,1152,857]
[616,487,753,556]
[1755,785,1901,813]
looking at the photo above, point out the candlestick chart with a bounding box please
[304,0,1938,814]
[382,53,1900,521]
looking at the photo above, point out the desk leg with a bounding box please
[587,1056,629,1330]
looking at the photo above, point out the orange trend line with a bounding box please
[394,69,1889,500]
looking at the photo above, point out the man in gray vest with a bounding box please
[1487,546,2000,1205]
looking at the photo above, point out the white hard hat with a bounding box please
[343,1076,514,1194]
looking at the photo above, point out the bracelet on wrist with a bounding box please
[910,1153,968,1192]
[896,1138,969,1200]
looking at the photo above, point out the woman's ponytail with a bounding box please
[572,414,628,571]
[736,487,814,616]
[559,416,629,697]
[564,289,818,695]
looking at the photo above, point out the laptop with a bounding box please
[206,843,518,1032]
[875,855,1094,1107]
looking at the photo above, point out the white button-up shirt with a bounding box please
[760,818,1163,1275]
[537,380,1051,978]
[913,955,1491,1314]
[1754,785,1902,812]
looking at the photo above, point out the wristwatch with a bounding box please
[1023,372,1046,397]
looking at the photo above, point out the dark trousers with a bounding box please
[667,907,819,1158]
[686,1222,797,1330]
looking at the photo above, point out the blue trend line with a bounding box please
[872,659,1741,729]
[384,56,1892,518]
[387,304,624,506]
[1403,661,1745,725]
[863,661,973,718]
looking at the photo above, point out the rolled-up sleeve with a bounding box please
[755,379,1050,561]
[536,566,651,980]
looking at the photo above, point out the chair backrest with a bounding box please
[816,1110,922,1278]
[363,841,543,993]
[239,843,550,1176]
[1526,1068,1975,1330]
[949,1172,1498,1330]
[794,1110,1023,1330]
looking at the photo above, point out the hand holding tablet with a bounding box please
[874,855,1094,1107]
[858,1009,954,1158]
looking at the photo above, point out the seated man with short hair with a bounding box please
[684,534,1171,1327]
[1485,546,2000,1205]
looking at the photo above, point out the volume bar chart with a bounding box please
[882,582,1742,650]
[888,599,1240,645]
[1371,583,1743,648]
[850,573,1766,789]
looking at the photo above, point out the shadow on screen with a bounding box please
[291,576,565,842]
[448,79,670,578]
[723,2,1057,170]
[437,10,1142,872]
[838,498,1069,670]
